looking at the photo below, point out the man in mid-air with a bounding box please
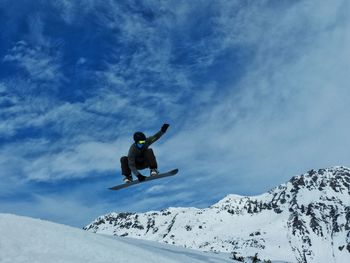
[120,123,169,183]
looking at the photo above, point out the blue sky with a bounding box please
[1,0,350,227]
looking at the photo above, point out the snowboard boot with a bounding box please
[123,175,133,183]
[150,168,159,177]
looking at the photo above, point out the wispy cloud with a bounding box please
[3,41,64,83]
[161,0,350,194]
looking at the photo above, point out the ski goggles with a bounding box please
[136,140,146,149]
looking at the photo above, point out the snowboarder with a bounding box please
[120,124,170,183]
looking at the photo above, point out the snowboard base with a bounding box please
[109,169,179,191]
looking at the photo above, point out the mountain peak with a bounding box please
[289,166,349,187]
[270,166,349,192]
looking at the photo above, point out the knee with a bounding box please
[146,149,156,161]
[120,156,128,163]
[147,148,154,155]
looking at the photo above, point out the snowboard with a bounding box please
[109,169,179,191]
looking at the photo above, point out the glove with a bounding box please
[161,123,169,133]
[137,173,146,182]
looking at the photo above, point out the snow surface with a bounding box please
[0,213,235,263]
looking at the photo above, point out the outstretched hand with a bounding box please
[161,123,169,133]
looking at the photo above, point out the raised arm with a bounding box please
[146,124,169,146]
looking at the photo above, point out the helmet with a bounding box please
[133,132,146,142]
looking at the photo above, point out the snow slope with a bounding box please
[85,166,350,263]
[0,213,235,263]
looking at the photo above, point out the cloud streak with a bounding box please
[4,41,64,83]
[164,0,350,193]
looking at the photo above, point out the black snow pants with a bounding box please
[120,148,158,176]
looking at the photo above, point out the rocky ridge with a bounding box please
[85,166,350,263]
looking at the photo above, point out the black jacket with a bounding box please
[127,130,164,176]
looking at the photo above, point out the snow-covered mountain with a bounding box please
[85,166,350,263]
[0,213,238,263]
